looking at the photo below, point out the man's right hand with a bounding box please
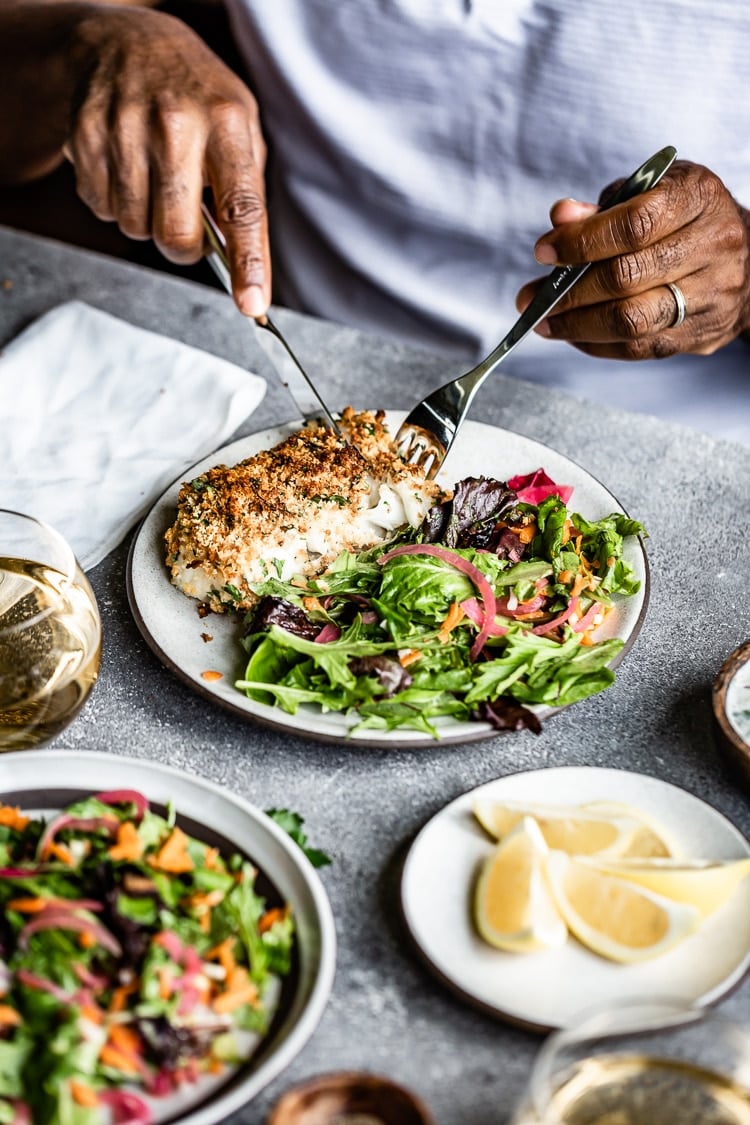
[2,3,270,316]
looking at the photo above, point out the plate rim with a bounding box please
[0,749,337,1124]
[399,765,750,1033]
[126,415,650,749]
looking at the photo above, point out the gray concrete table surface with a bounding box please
[1,225,749,1124]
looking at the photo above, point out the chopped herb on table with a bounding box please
[265,809,332,869]
[236,470,645,737]
[0,791,294,1124]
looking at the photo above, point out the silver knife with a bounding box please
[201,203,342,434]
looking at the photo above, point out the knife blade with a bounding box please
[200,203,342,434]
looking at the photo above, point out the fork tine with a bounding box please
[395,424,447,480]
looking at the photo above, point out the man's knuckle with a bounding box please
[109,169,141,209]
[219,192,266,228]
[609,252,644,292]
[151,104,196,157]
[76,178,110,219]
[650,334,680,360]
[235,250,266,284]
[621,199,659,249]
[720,214,747,254]
[155,230,203,264]
[211,95,258,132]
[169,229,202,255]
[696,168,725,213]
[612,298,650,340]
[620,337,650,360]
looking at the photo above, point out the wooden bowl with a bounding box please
[266,1071,434,1125]
[712,640,750,790]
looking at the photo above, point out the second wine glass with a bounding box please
[512,998,750,1125]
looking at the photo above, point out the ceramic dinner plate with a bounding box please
[400,766,750,1032]
[127,413,649,748]
[0,750,336,1125]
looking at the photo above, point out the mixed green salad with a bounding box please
[0,792,294,1124]
[236,470,645,737]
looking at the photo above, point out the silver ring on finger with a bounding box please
[667,281,687,328]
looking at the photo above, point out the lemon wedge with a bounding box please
[474,817,567,953]
[472,797,671,859]
[581,800,677,858]
[546,851,701,963]
[578,855,750,919]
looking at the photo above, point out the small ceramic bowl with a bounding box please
[712,640,750,789]
[266,1071,434,1125]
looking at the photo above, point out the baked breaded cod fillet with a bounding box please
[165,408,442,613]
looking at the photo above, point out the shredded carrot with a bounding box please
[561,520,572,546]
[150,827,194,874]
[203,846,221,870]
[99,1044,140,1074]
[207,1058,224,1075]
[213,981,259,1014]
[579,632,596,646]
[7,897,54,913]
[517,523,537,544]
[227,966,250,989]
[47,841,75,865]
[158,967,173,1001]
[302,596,325,614]
[211,963,260,1017]
[201,669,223,682]
[199,910,212,933]
[205,937,236,975]
[108,981,138,1013]
[79,1003,103,1024]
[438,602,465,644]
[108,1024,141,1055]
[570,572,590,598]
[558,569,573,585]
[9,895,108,915]
[78,931,96,950]
[108,820,144,862]
[258,906,287,934]
[69,1079,99,1108]
[0,1005,21,1026]
[606,555,616,567]
[0,806,29,831]
[399,649,422,668]
[184,889,225,910]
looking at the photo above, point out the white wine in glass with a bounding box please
[0,511,101,750]
[513,999,750,1125]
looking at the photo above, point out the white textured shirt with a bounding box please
[225,0,750,443]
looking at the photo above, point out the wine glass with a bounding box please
[512,998,750,1125]
[0,510,101,750]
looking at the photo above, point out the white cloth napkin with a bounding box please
[0,301,265,569]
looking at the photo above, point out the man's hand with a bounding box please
[1,3,269,316]
[516,161,750,359]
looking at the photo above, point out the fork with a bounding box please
[395,145,677,478]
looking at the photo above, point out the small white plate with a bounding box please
[400,767,750,1031]
[0,750,337,1124]
[127,414,648,748]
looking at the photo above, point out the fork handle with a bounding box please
[473,145,678,382]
